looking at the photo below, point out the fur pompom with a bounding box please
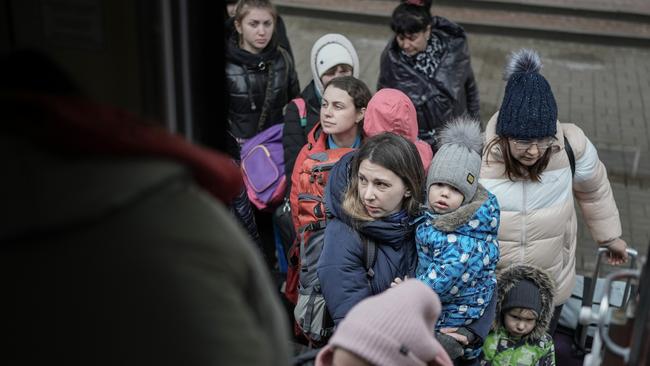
[503,48,542,80]
[437,116,483,155]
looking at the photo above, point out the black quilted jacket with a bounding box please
[225,34,300,154]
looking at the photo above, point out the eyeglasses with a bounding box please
[511,138,555,151]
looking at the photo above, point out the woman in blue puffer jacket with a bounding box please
[317,133,424,324]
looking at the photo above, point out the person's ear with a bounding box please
[356,107,366,124]
[234,20,243,35]
[405,190,412,198]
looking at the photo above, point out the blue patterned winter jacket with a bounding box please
[415,185,500,329]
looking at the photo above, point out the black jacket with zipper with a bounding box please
[225,34,300,157]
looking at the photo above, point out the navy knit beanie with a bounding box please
[502,279,542,316]
[497,49,557,139]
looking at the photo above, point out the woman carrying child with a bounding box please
[317,133,425,324]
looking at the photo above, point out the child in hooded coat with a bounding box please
[480,265,556,366]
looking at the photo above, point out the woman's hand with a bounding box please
[604,238,629,265]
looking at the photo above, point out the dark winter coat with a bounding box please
[225,33,300,155]
[378,16,479,145]
[282,80,322,179]
[317,152,418,325]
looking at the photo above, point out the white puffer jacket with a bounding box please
[479,112,622,304]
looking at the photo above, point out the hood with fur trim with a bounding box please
[494,265,556,342]
[430,184,490,233]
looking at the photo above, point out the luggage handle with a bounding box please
[578,248,638,352]
[577,248,639,365]
[580,268,640,365]
[584,248,638,312]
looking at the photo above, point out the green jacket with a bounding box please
[481,327,555,366]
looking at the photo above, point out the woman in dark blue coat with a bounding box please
[317,133,424,324]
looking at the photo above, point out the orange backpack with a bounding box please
[285,144,354,306]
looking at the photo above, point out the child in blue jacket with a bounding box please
[415,118,500,361]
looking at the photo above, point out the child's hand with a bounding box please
[439,327,469,346]
[390,276,408,287]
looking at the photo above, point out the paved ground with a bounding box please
[276,0,650,46]
[474,0,650,15]
[282,12,650,276]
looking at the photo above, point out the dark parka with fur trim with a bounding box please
[378,16,479,144]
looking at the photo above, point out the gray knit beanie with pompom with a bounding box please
[426,116,484,205]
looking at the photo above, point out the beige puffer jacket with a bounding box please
[479,113,622,304]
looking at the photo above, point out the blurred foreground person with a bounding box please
[0,49,289,365]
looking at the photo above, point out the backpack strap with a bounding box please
[362,237,377,280]
[564,136,575,177]
[291,97,307,128]
[255,60,276,133]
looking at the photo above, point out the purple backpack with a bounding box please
[240,123,287,211]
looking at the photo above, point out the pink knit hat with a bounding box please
[363,88,433,173]
[315,280,451,366]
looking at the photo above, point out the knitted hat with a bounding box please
[364,88,433,173]
[315,279,448,366]
[310,34,359,96]
[501,279,542,316]
[496,49,557,139]
[426,117,483,204]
